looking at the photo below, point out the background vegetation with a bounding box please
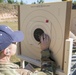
[0,0,76,8]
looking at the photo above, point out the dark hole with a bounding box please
[34,28,44,42]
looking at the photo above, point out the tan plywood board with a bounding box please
[18,1,71,68]
[64,38,73,75]
[71,10,76,35]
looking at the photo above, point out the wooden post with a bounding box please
[63,38,73,75]
[20,60,25,68]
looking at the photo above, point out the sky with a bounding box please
[14,0,76,4]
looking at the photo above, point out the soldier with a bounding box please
[0,25,31,75]
[0,25,56,75]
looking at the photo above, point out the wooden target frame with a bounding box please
[18,1,72,71]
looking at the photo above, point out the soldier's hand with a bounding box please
[40,33,50,50]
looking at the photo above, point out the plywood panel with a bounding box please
[18,1,71,69]
[64,38,73,75]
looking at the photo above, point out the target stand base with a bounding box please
[17,55,41,67]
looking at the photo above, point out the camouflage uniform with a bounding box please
[0,62,31,75]
[0,49,56,75]
[41,49,57,75]
[31,49,57,75]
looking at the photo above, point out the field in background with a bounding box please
[0,22,20,63]
[0,22,18,30]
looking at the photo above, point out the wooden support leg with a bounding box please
[20,60,25,69]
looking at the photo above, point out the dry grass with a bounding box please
[0,3,18,14]
[0,22,18,30]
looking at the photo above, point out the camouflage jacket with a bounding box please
[30,49,57,75]
[41,49,57,75]
[0,62,31,75]
[0,49,56,75]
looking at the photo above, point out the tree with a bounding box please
[20,0,24,4]
[32,0,44,4]
[73,1,76,5]
[0,0,4,3]
[32,2,36,4]
[37,0,39,3]
[39,0,44,3]
[7,0,14,4]
[37,0,44,4]
[72,1,76,9]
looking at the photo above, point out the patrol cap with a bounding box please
[0,25,24,51]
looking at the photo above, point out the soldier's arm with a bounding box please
[40,34,55,62]
[40,34,57,75]
[41,48,55,62]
